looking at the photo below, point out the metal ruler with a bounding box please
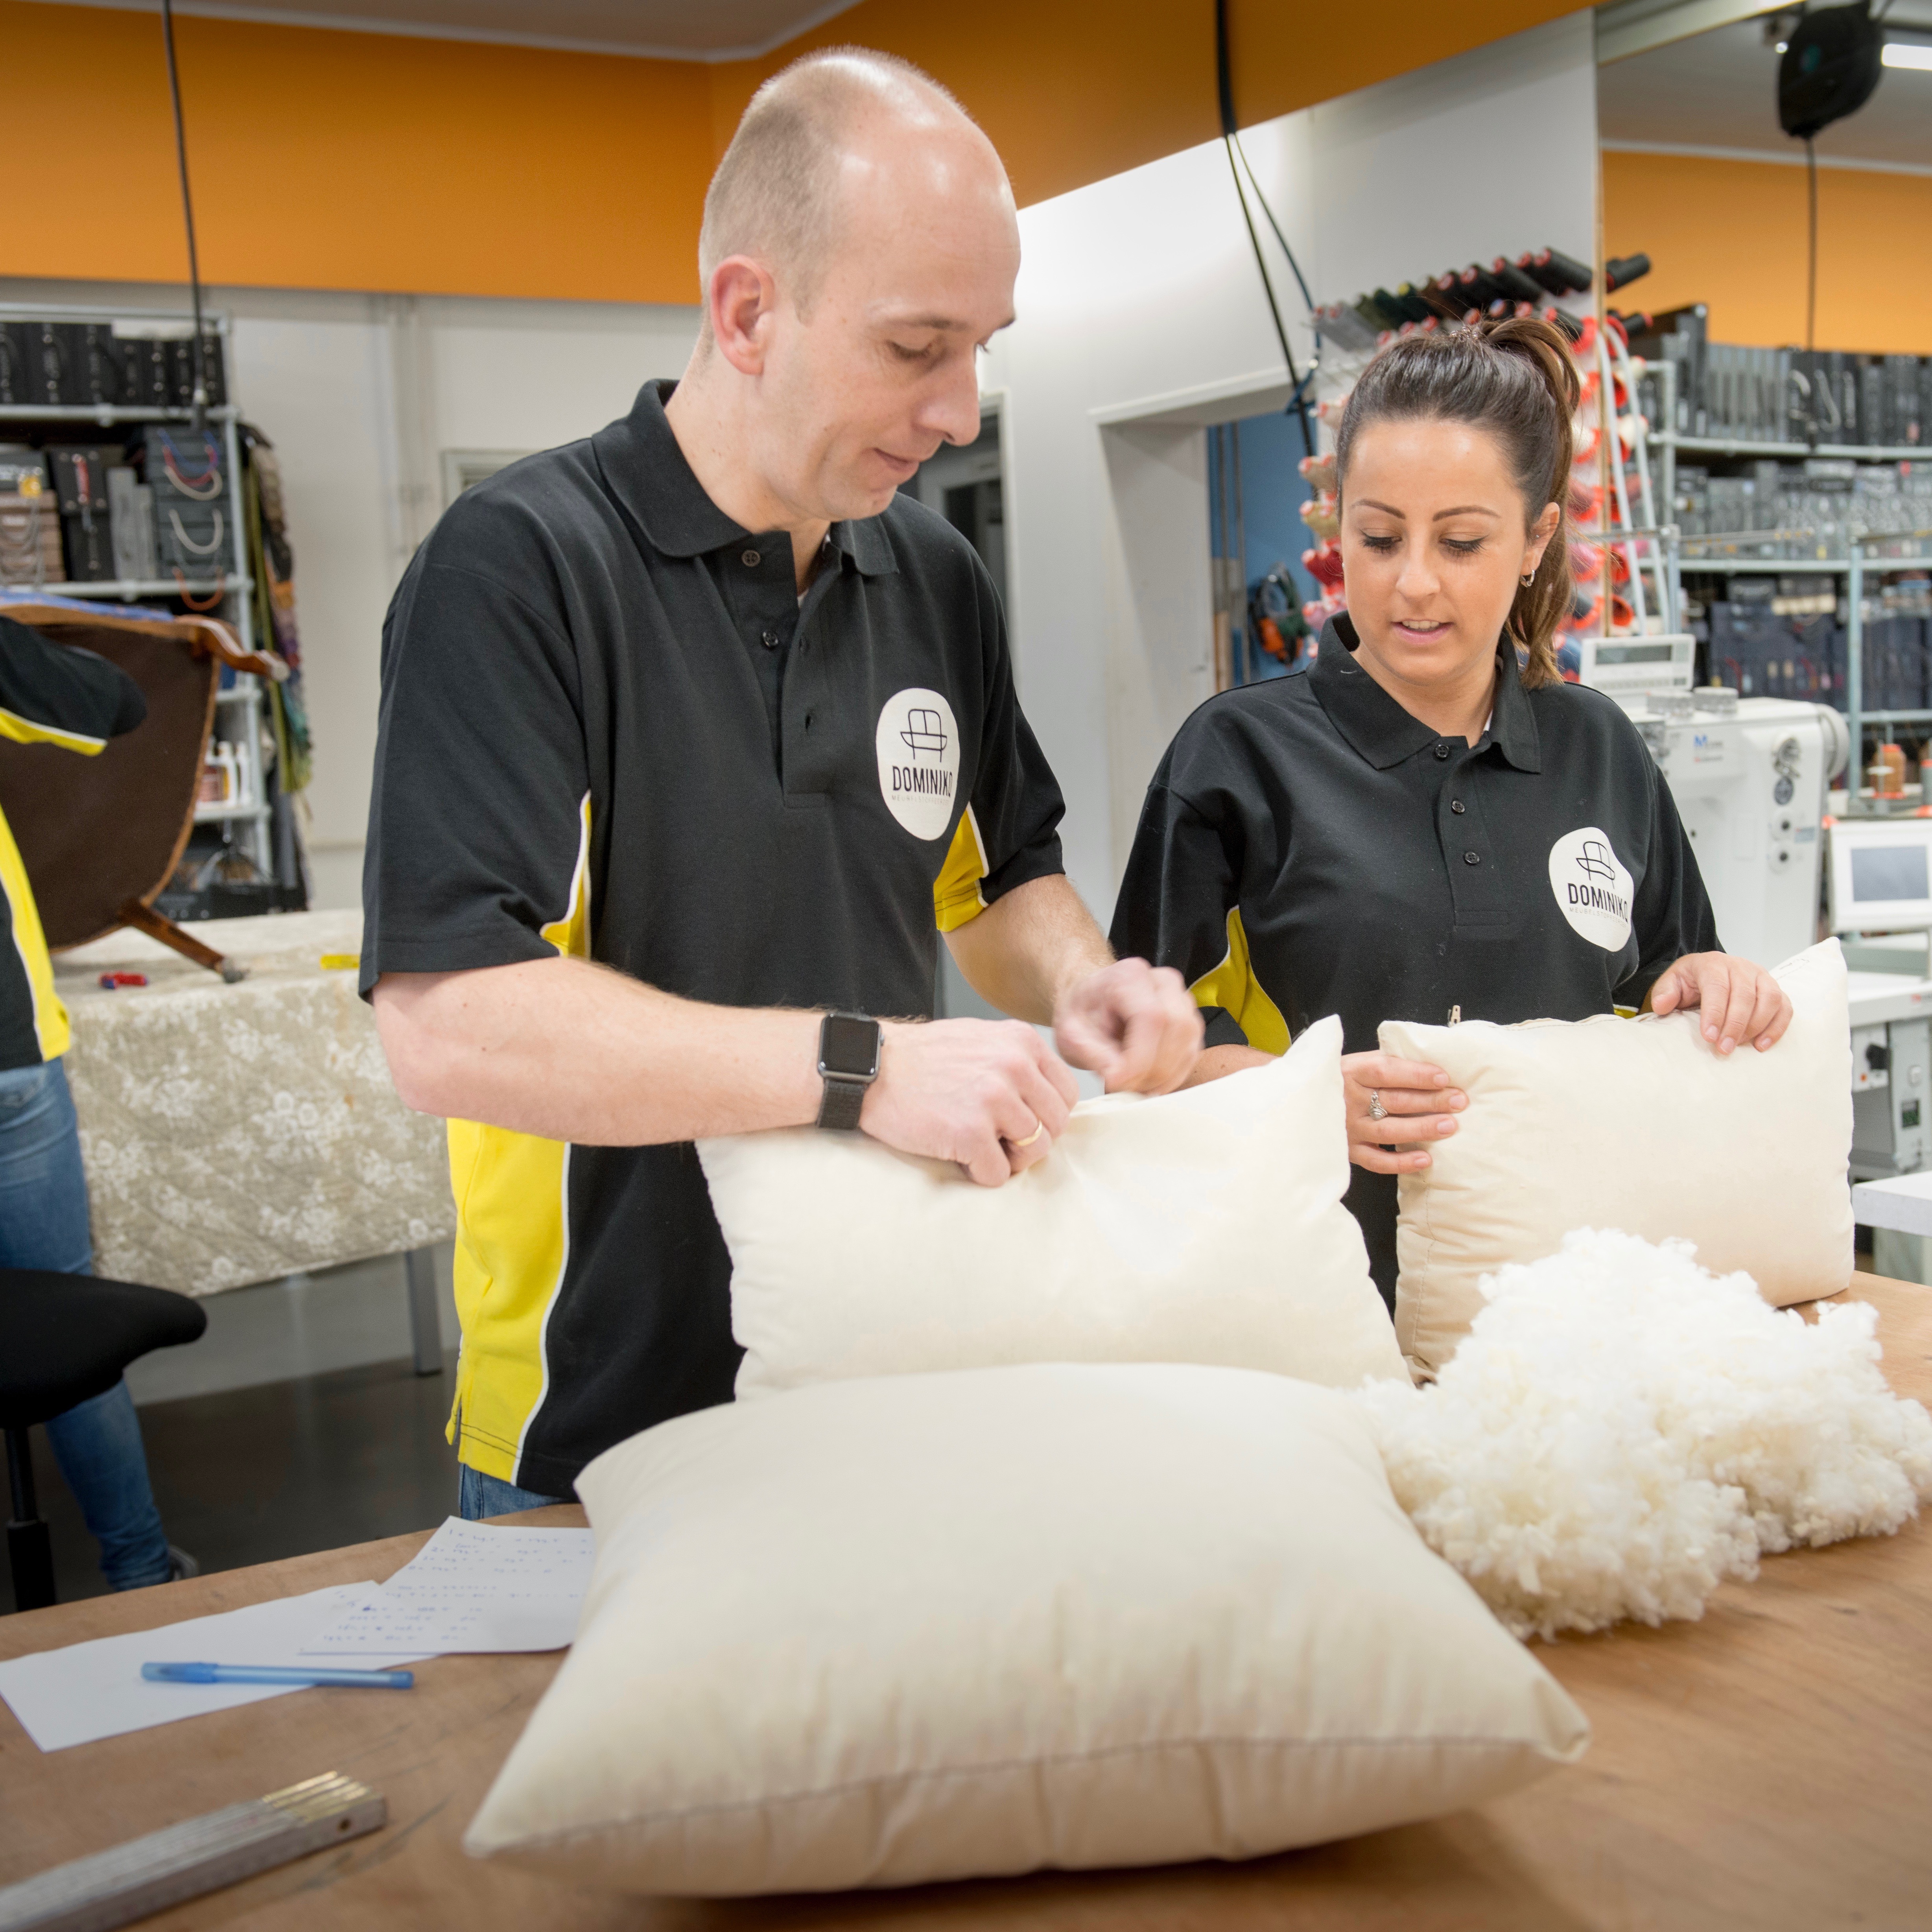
[0,1772,385,1932]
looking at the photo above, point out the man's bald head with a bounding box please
[698,48,1005,321]
[670,46,1018,527]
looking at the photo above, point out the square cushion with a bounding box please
[701,1014,1405,1396]
[1379,940,1854,1379]
[465,1362,1590,1894]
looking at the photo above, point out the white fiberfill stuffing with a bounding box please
[1355,1229,1932,1639]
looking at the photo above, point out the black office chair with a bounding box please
[0,1268,206,1613]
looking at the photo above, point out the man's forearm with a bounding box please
[943,874,1112,1023]
[373,959,824,1145]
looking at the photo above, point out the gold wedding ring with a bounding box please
[1012,1124,1045,1148]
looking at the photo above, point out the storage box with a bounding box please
[47,445,118,515]
[110,323,227,409]
[0,325,37,406]
[107,466,158,582]
[60,508,116,583]
[0,494,65,586]
[153,496,229,576]
[142,425,227,507]
[0,446,48,496]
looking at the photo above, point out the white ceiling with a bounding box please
[18,0,862,59]
[1598,6,1932,173]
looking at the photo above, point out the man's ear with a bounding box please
[709,257,778,377]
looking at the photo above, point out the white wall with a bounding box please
[985,9,1599,915]
[0,276,699,909]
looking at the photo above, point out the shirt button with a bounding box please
[742,549,761,568]
[1463,851,1481,865]
[1434,743,1450,760]
[760,629,779,650]
[1450,800,1466,814]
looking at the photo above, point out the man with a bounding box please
[363,48,1203,1516]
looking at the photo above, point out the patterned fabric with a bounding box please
[53,910,452,1295]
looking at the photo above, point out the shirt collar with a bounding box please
[1310,612,1542,774]
[592,380,897,577]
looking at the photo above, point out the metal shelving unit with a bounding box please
[27,578,245,601]
[2,303,273,872]
[1647,360,1928,536]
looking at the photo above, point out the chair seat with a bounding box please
[0,1270,206,1430]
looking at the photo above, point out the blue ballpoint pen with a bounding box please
[141,1661,415,1689]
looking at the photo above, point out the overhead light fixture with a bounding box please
[1882,41,1932,70]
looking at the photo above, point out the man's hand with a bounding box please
[861,1018,1080,1188]
[1647,952,1792,1054]
[1339,1050,1465,1175]
[1053,958,1204,1095]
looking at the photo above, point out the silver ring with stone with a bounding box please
[1367,1090,1388,1123]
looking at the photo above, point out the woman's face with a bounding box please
[1338,416,1560,693]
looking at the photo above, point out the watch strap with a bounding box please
[817,1076,868,1132]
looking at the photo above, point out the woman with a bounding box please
[1110,317,1790,1308]
[0,610,192,1589]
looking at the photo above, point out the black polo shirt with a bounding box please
[362,381,1065,1495]
[1110,612,1717,1305]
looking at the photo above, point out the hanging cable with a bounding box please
[1804,134,1818,359]
[1215,0,1314,456]
[160,0,210,432]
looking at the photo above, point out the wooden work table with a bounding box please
[3,1275,1929,1931]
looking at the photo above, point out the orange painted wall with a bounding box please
[1,0,1583,303]
[1604,148,1932,356]
[709,0,1590,215]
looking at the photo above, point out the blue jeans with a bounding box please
[458,1464,566,1521]
[0,1059,171,1591]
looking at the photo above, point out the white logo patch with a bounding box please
[876,687,960,841]
[1548,826,1635,951]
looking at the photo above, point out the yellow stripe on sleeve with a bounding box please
[0,706,107,756]
[444,791,592,1484]
[0,804,69,1062]
[933,804,990,933]
[1187,906,1289,1056]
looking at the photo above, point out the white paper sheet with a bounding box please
[0,1585,428,1753]
[298,1518,597,1657]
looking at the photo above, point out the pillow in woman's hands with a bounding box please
[1378,939,1854,1379]
[700,1012,1405,1396]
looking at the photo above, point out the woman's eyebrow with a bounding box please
[1432,505,1501,520]
[1355,498,1406,517]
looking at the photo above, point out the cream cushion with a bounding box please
[701,1014,1405,1396]
[1379,939,1854,1379]
[465,1362,1590,1894]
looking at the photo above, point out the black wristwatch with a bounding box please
[816,1011,883,1130]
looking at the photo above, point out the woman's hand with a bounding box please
[1647,953,1792,1054]
[1340,1051,1465,1175]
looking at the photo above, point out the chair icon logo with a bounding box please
[900,707,948,760]
[1575,840,1617,882]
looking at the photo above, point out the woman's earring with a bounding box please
[1520,570,1536,585]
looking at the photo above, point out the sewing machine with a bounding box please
[1616,687,1847,972]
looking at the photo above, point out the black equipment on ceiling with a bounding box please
[1777,1,1885,140]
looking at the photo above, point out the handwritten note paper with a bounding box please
[299,1518,597,1657]
[0,1585,424,1752]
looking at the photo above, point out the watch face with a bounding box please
[820,1013,881,1079]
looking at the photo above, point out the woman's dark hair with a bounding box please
[1333,314,1580,689]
